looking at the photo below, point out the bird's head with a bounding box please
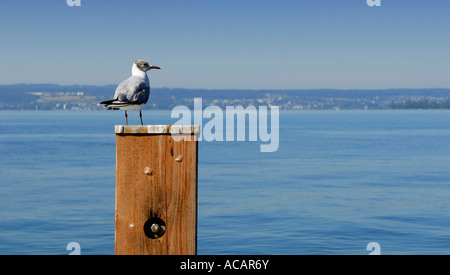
[135,60,161,72]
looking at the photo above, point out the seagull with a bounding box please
[100,60,160,125]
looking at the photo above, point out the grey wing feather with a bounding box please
[113,76,150,104]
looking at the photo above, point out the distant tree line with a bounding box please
[391,100,450,109]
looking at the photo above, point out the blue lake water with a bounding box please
[0,110,449,255]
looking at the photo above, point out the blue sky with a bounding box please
[0,0,449,89]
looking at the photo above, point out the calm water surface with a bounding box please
[0,110,449,254]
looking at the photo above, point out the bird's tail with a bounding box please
[100,99,116,105]
[100,99,118,110]
[100,99,139,110]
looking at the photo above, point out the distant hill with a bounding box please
[0,84,450,110]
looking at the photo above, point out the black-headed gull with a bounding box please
[100,60,160,125]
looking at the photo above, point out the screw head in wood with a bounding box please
[144,167,152,175]
[175,155,183,162]
[150,224,160,233]
[144,217,166,239]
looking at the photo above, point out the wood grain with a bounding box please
[115,132,197,255]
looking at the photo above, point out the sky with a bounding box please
[0,0,449,89]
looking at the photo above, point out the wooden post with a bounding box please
[114,125,199,255]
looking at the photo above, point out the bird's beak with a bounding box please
[149,66,161,70]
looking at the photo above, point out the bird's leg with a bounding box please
[125,111,128,125]
[140,110,143,125]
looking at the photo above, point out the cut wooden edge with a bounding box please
[115,125,200,136]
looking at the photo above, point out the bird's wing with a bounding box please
[113,76,150,104]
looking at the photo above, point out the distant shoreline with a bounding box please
[1,84,450,111]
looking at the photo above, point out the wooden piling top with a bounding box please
[115,125,200,135]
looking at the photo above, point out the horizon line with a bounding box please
[1,83,450,91]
